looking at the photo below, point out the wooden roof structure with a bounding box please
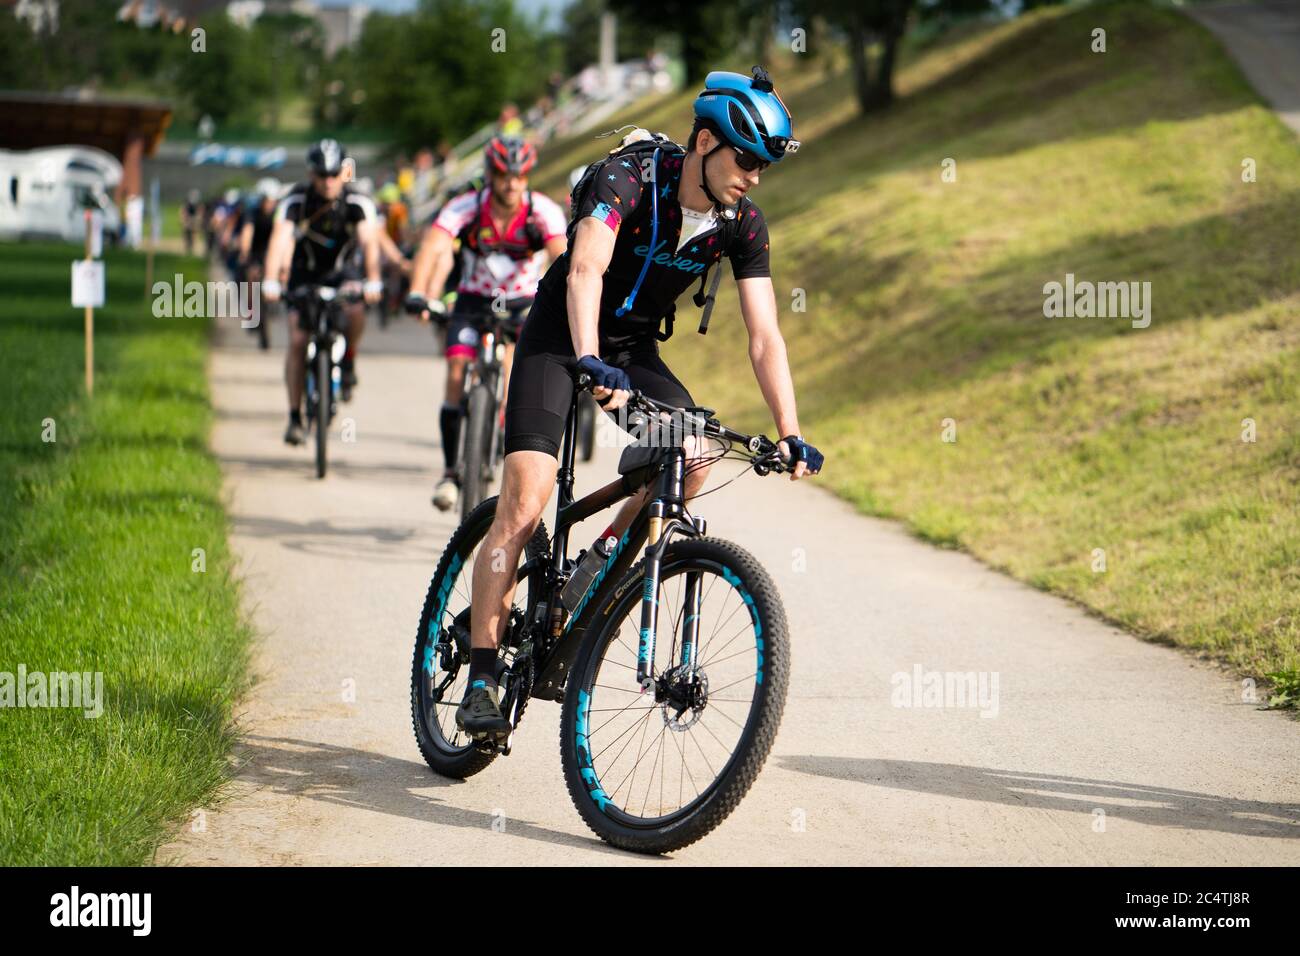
[0,91,173,159]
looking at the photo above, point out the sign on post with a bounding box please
[71,261,106,308]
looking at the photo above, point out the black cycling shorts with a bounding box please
[504,323,694,459]
[444,294,530,359]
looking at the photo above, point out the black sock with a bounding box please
[469,648,498,690]
[289,408,302,426]
[440,402,462,471]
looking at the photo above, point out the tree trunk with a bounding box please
[679,6,713,85]
[855,1,913,114]
[847,17,872,114]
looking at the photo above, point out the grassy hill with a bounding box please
[532,2,1299,699]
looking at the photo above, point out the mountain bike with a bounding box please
[410,368,794,854]
[453,303,528,523]
[290,281,361,479]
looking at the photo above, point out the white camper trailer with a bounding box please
[0,146,123,245]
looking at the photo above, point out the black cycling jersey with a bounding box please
[275,182,376,287]
[247,205,275,264]
[529,148,771,350]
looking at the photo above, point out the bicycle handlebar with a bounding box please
[572,369,792,474]
[288,282,365,306]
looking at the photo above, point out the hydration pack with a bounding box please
[457,186,547,261]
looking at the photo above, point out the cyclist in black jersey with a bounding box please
[454,67,826,737]
[237,180,278,273]
[263,139,383,445]
[236,179,279,348]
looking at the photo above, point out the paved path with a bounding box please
[159,311,1300,864]
[1188,1,1300,135]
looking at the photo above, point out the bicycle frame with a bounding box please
[529,384,707,701]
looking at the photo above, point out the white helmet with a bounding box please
[254,177,281,200]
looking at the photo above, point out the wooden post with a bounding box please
[144,234,154,301]
[84,210,94,396]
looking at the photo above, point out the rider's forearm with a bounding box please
[264,223,291,284]
[410,227,450,296]
[749,331,801,438]
[566,262,604,359]
[426,244,454,300]
[378,230,404,266]
[364,232,381,284]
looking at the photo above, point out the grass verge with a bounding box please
[0,242,251,863]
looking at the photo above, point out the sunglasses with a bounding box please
[730,146,770,173]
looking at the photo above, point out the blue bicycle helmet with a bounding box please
[692,65,800,163]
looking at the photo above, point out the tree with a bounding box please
[795,0,915,112]
[796,0,1000,114]
[604,0,740,85]
[339,0,558,151]
[174,15,273,126]
[559,0,660,77]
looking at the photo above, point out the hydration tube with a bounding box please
[615,147,660,318]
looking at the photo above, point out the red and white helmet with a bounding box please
[484,135,538,177]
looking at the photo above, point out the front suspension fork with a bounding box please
[635,501,706,689]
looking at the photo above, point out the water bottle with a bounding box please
[559,535,618,612]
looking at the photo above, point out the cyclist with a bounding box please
[236,178,280,347]
[262,139,383,446]
[181,189,203,256]
[405,135,567,511]
[455,67,825,737]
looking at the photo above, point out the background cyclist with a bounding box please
[406,135,568,512]
[262,139,383,446]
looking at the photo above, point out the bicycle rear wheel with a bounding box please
[410,496,548,778]
[559,536,789,854]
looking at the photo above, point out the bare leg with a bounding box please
[344,301,366,354]
[286,310,307,412]
[445,355,468,405]
[469,450,557,650]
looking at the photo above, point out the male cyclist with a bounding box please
[405,135,567,511]
[456,67,825,737]
[263,139,382,446]
[236,179,279,347]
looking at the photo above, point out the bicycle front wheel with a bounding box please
[459,382,493,523]
[559,536,789,854]
[314,345,331,479]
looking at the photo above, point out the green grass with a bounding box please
[0,242,251,863]
[534,1,1299,696]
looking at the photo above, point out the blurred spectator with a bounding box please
[497,102,523,136]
